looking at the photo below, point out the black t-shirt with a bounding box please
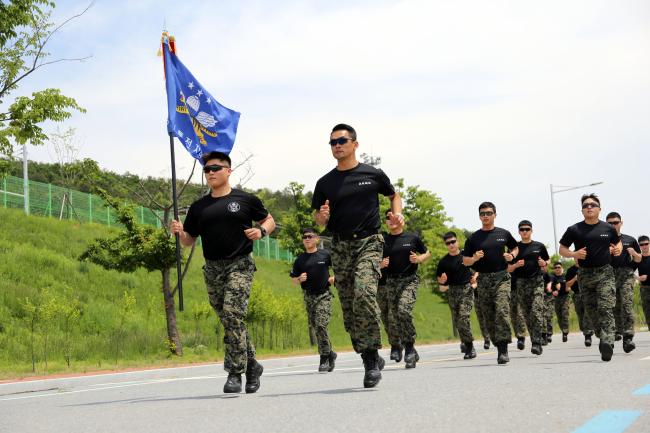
[463,227,518,273]
[551,274,567,296]
[184,189,269,260]
[312,163,395,234]
[559,221,620,268]
[638,256,650,286]
[611,233,641,270]
[383,232,427,275]
[511,241,550,279]
[436,253,472,285]
[543,272,552,294]
[566,265,579,294]
[290,249,332,295]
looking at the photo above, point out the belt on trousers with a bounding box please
[331,229,378,242]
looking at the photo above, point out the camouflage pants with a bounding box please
[474,289,490,341]
[448,284,474,344]
[554,295,571,333]
[641,285,650,328]
[577,265,616,346]
[203,255,256,374]
[331,234,383,353]
[543,293,555,334]
[509,284,527,339]
[614,267,636,336]
[377,283,401,347]
[387,274,419,344]
[476,271,512,344]
[516,276,545,344]
[304,291,333,355]
[573,292,594,336]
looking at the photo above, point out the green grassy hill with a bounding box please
[0,207,477,379]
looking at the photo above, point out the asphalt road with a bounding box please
[1,332,649,433]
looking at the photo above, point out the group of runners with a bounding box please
[171,123,650,394]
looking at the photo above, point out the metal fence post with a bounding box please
[48,183,52,217]
[2,177,6,208]
[88,194,93,223]
[265,236,271,260]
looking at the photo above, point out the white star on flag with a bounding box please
[206,97,211,104]
[197,89,203,96]
[188,82,195,89]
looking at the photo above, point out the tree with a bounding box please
[0,0,89,175]
[277,182,315,256]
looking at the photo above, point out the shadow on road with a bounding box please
[260,387,373,398]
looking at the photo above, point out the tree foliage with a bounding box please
[277,182,316,256]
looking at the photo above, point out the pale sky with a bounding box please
[19,0,650,250]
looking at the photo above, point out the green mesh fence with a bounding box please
[1,175,294,262]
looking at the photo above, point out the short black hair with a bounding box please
[478,201,496,213]
[518,220,532,228]
[553,261,563,268]
[580,193,600,206]
[302,227,317,235]
[331,123,357,141]
[638,235,649,243]
[605,211,621,220]
[443,231,457,241]
[202,151,231,167]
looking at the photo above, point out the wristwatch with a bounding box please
[259,226,267,237]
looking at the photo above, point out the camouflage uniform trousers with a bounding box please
[331,234,383,353]
[577,264,616,346]
[476,271,512,344]
[377,282,401,347]
[509,283,527,339]
[613,267,636,337]
[203,254,256,374]
[641,285,650,328]
[543,292,555,334]
[387,274,420,345]
[516,276,545,344]
[448,283,474,344]
[554,295,571,334]
[572,292,594,336]
[474,289,490,341]
[303,290,333,356]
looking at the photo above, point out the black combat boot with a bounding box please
[460,342,466,353]
[377,352,385,371]
[244,359,264,394]
[531,342,543,355]
[615,333,622,342]
[328,351,337,372]
[361,350,382,388]
[562,332,568,342]
[463,342,477,359]
[599,341,613,362]
[622,335,636,353]
[223,373,242,393]
[483,338,490,350]
[584,334,592,347]
[318,354,330,372]
[516,337,525,350]
[404,343,419,369]
[390,345,403,362]
[496,342,509,365]
[541,333,548,346]
[546,333,553,343]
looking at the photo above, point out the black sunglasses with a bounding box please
[581,202,599,209]
[445,240,457,246]
[640,242,649,246]
[519,227,531,232]
[203,164,228,173]
[329,137,353,146]
[479,211,494,217]
[607,221,621,226]
[302,234,316,240]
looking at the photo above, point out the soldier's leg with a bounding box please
[510,287,526,339]
[204,262,230,370]
[545,295,555,336]
[377,283,400,348]
[477,274,497,345]
[517,279,533,337]
[395,276,419,345]
[474,289,490,344]
[456,284,475,345]
[331,240,358,351]
[574,293,585,333]
[554,296,570,334]
[595,267,616,347]
[523,278,544,346]
[494,275,513,345]
[311,292,333,356]
[618,269,636,339]
[352,235,383,352]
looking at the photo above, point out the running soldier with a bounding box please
[382,210,430,368]
[637,236,650,331]
[437,231,477,360]
[605,212,641,353]
[566,264,594,346]
[559,193,622,362]
[550,262,570,342]
[463,202,519,364]
[313,123,402,388]
[290,228,337,372]
[507,220,549,355]
[171,151,275,394]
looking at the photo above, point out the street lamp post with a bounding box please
[550,182,603,256]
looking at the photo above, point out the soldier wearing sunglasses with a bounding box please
[437,231,477,360]
[171,151,276,394]
[559,193,622,361]
[463,201,519,365]
[312,123,402,388]
[506,220,549,355]
[636,235,650,331]
[290,228,337,372]
[605,212,641,353]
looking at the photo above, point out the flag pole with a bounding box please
[169,133,184,311]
